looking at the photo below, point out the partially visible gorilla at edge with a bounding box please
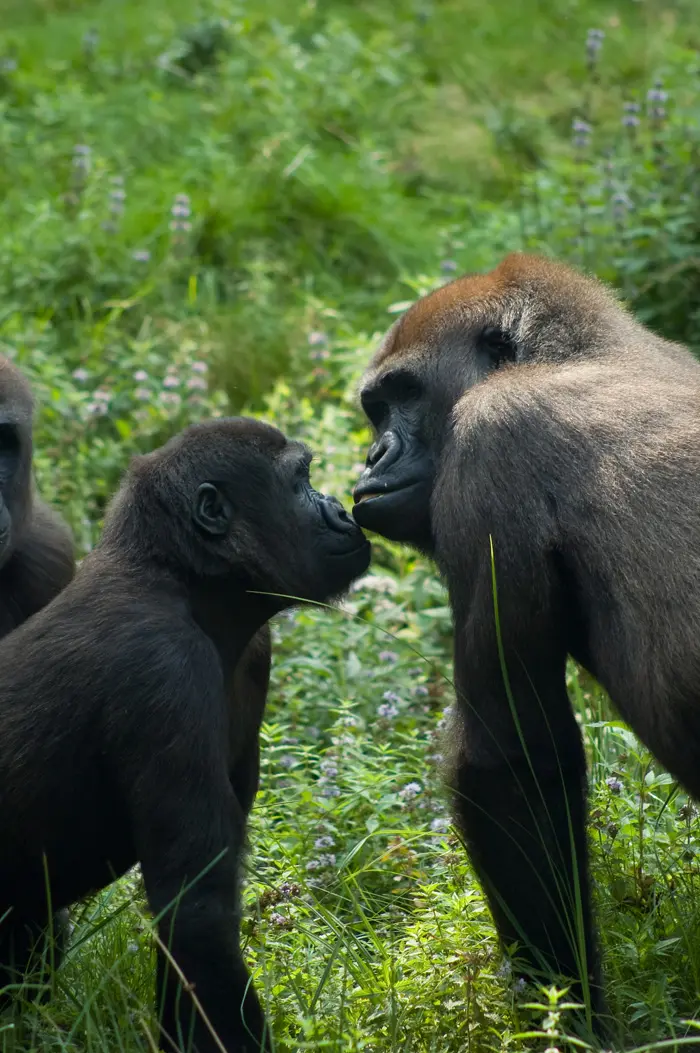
[0,356,74,635]
[353,252,700,1038]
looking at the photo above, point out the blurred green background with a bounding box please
[3,1,700,1050]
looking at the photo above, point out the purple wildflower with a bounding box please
[314,835,335,849]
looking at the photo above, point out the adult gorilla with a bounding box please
[352,253,700,1034]
[0,356,74,634]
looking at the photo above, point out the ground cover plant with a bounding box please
[2,0,700,1050]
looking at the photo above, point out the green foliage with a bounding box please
[3,0,700,1050]
[443,44,700,351]
[1,0,698,411]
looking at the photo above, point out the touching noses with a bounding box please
[321,495,358,534]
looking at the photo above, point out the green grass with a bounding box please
[1,0,699,408]
[3,0,700,1049]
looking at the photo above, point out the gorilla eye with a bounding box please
[0,423,19,452]
[385,370,422,401]
[292,467,309,494]
[361,392,388,430]
[478,326,518,367]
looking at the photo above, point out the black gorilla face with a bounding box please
[278,442,372,597]
[352,369,435,552]
[149,418,372,605]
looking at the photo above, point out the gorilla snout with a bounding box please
[320,495,359,535]
[365,430,401,472]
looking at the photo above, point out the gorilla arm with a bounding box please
[435,383,603,1022]
[227,627,271,817]
[117,641,268,1053]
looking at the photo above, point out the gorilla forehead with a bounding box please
[0,359,34,421]
[368,252,619,377]
[157,417,289,465]
[128,418,304,495]
[179,417,288,451]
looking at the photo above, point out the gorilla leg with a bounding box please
[445,582,609,1038]
[450,726,604,1017]
[0,909,69,1001]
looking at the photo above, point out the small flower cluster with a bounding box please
[103,175,126,233]
[259,881,300,928]
[317,755,341,799]
[73,143,91,174]
[307,331,330,362]
[622,101,641,130]
[611,190,633,220]
[572,118,592,151]
[85,388,111,418]
[399,781,422,803]
[378,690,401,720]
[259,881,301,910]
[350,574,398,596]
[496,959,527,994]
[306,853,337,871]
[585,28,604,71]
[647,79,669,122]
[605,775,622,795]
[66,144,91,210]
[436,704,453,732]
[170,192,192,235]
[314,835,335,849]
[268,911,293,929]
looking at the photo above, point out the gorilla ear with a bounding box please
[194,483,232,538]
[478,326,519,367]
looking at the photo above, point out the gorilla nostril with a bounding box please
[366,431,401,470]
[366,439,386,467]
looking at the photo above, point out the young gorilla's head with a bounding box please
[104,417,371,607]
[352,252,630,551]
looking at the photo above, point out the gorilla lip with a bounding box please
[352,480,422,504]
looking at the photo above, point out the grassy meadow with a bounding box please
[2,0,700,1049]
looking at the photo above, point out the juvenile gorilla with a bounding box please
[353,253,700,1033]
[0,356,74,634]
[0,418,370,1053]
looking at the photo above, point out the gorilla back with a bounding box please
[353,252,700,1036]
[0,417,370,1053]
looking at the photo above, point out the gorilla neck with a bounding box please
[188,576,273,668]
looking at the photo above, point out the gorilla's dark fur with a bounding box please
[0,417,370,1053]
[353,253,700,1038]
[0,356,74,635]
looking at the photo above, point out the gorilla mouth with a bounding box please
[353,481,419,505]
